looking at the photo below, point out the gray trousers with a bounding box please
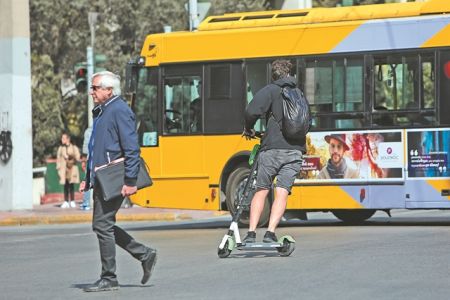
[93,187,151,281]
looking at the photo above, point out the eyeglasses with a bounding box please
[90,85,102,91]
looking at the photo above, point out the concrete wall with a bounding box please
[0,0,33,210]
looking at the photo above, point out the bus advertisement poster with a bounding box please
[407,128,450,179]
[299,130,404,182]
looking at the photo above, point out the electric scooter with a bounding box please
[217,133,296,258]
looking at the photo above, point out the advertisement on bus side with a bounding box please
[406,128,450,179]
[298,130,404,183]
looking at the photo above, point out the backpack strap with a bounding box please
[267,83,283,126]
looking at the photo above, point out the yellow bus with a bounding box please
[126,0,450,225]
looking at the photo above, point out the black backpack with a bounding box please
[275,84,311,140]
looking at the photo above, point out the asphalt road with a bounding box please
[0,210,449,300]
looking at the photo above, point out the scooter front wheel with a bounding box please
[217,240,232,258]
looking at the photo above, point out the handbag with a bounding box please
[95,157,152,201]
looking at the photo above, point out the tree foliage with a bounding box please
[313,0,405,6]
[31,54,64,165]
[29,0,189,166]
[29,0,269,166]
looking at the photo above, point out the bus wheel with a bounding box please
[332,209,376,224]
[225,166,271,227]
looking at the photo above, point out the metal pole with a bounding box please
[189,0,199,31]
[87,12,98,128]
[86,47,93,127]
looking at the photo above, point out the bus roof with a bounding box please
[141,0,450,66]
[199,0,449,31]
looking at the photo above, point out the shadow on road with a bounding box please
[71,283,154,290]
[126,215,450,232]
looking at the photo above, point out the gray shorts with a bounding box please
[255,149,303,193]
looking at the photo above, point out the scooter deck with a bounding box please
[237,242,282,251]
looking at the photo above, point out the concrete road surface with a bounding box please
[0,209,449,300]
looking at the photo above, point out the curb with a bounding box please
[0,212,193,227]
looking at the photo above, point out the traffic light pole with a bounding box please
[87,46,94,128]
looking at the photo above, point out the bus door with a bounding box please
[157,64,213,210]
[131,67,161,207]
[131,65,211,209]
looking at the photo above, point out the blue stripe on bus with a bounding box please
[331,15,450,53]
[340,180,450,209]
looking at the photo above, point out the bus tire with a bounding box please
[225,165,271,228]
[332,209,376,224]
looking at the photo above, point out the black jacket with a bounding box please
[244,76,306,153]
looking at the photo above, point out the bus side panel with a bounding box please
[136,177,217,210]
[368,185,405,209]
[405,179,450,208]
[405,128,450,208]
[293,185,364,209]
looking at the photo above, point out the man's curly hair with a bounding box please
[271,59,292,81]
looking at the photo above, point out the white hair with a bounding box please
[92,71,121,96]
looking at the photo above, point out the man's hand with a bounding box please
[242,127,255,140]
[79,181,86,193]
[121,185,138,197]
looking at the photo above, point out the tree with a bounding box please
[209,0,268,14]
[29,0,269,166]
[31,54,64,165]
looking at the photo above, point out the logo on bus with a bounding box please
[378,142,403,168]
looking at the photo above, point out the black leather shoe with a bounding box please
[141,249,157,284]
[83,278,119,292]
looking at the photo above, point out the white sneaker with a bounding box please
[70,201,76,208]
[61,201,69,208]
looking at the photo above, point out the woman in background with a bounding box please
[56,133,80,208]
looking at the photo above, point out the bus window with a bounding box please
[373,53,436,127]
[246,61,268,132]
[164,75,202,134]
[421,54,435,109]
[204,62,244,133]
[305,57,364,129]
[439,51,450,125]
[134,68,158,146]
[209,64,230,99]
[342,58,363,112]
[306,59,332,113]
[374,55,417,111]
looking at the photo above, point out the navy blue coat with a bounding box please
[85,95,140,189]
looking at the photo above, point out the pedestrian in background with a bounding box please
[80,127,92,210]
[79,71,157,292]
[56,133,80,208]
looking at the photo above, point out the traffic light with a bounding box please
[75,62,87,93]
[95,54,107,72]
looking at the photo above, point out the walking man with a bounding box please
[80,71,157,292]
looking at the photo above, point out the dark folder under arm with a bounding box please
[95,157,152,201]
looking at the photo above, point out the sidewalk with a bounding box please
[0,201,229,226]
